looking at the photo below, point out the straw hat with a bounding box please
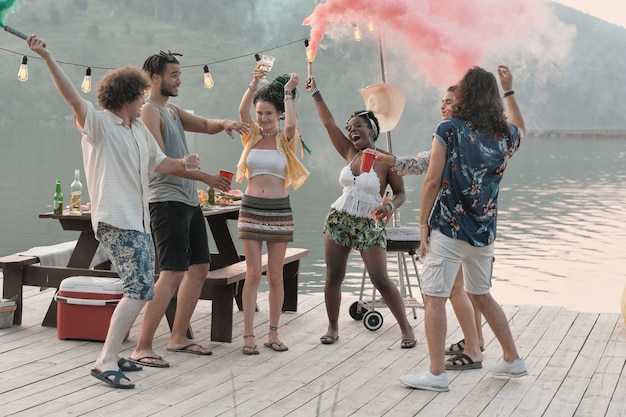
[359,83,406,133]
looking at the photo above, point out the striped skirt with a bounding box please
[237,195,294,242]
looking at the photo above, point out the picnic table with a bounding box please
[1,204,307,342]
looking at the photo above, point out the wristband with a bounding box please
[310,87,320,96]
[503,90,515,98]
[248,84,257,92]
[386,201,395,213]
[419,223,428,228]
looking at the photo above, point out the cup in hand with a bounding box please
[219,170,234,182]
[360,150,376,173]
[184,154,200,171]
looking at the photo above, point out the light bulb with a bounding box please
[352,23,362,41]
[203,65,214,89]
[81,67,92,93]
[304,39,313,63]
[368,21,375,32]
[17,55,28,82]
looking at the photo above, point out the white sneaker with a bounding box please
[399,370,449,392]
[491,358,528,378]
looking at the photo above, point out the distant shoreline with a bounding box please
[527,130,626,138]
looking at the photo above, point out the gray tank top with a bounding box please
[147,100,198,205]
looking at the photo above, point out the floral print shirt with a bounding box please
[392,150,431,176]
[430,118,521,247]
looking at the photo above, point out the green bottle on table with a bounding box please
[207,186,215,205]
[53,179,63,215]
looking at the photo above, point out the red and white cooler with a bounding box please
[55,276,126,341]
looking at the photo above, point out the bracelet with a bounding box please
[283,96,294,102]
[503,90,515,98]
[284,90,293,96]
[310,87,319,96]
[248,84,257,92]
[419,223,429,228]
[386,201,395,213]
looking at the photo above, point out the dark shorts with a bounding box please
[237,195,294,242]
[150,201,211,271]
[96,222,155,300]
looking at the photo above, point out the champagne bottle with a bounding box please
[70,169,82,214]
[53,180,63,215]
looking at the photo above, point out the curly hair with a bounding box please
[452,66,510,136]
[142,50,182,77]
[253,74,297,118]
[97,65,150,111]
[346,110,380,142]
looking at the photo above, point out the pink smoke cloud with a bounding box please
[303,0,574,87]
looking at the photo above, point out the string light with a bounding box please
[304,39,313,63]
[352,23,362,41]
[17,55,28,82]
[203,65,214,89]
[81,67,92,93]
[2,37,313,88]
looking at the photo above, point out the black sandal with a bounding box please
[445,353,483,370]
[444,338,485,355]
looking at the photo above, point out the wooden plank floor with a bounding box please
[0,281,624,417]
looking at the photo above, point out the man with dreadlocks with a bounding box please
[129,51,248,368]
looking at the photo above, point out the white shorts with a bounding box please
[420,229,494,297]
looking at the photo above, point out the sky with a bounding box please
[554,0,626,28]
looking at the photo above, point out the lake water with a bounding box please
[1,124,625,314]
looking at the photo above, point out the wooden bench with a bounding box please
[165,247,309,343]
[0,254,118,326]
[2,247,309,344]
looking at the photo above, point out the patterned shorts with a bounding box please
[238,195,294,242]
[323,208,386,252]
[96,222,155,300]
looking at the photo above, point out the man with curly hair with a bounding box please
[27,35,194,389]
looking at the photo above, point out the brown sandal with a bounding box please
[242,335,259,355]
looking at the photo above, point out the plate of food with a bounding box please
[217,189,243,200]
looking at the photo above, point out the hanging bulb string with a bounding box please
[0,37,308,71]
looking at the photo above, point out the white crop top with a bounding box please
[331,166,381,218]
[246,149,287,180]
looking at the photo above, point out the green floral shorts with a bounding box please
[323,208,386,252]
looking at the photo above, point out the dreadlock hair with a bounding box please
[97,65,149,111]
[253,74,297,119]
[346,110,380,142]
[453,66,511,136]
[142,50,183,77]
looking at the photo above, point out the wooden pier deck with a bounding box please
[0,281,624,416]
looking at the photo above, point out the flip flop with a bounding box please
[320,335,339,345]
[118,357,142,372]
[166,343,212,356]
[264,341,289,352]
[90,368,135,389]
[445,353,483,370]
[401,338,417,349]
[243,345,260,355]
[128,355,170,368]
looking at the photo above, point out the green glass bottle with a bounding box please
[53,179,63,215]
[207,186,215,205]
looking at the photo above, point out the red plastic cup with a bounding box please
[360,151,376,173]
[219,170,234,182]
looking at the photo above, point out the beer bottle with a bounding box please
[207,186,215,205]
[53,180,63,215]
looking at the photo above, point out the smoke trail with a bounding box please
[303,0,575,87]
[0,0,19,27]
